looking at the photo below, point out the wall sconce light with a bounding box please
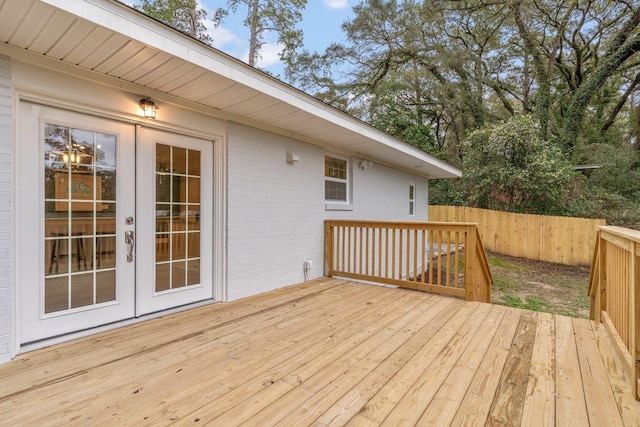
[139,97,158,119]
[359,160,373,170]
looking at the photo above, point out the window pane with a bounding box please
[173,147,187,175]
[45,276,69,313]
[46,202,68,237]
[156,144,171,172]
[325,157,347,179]
[97,168,116,202]
[187,260,200,286]
[173,232,186,260]
[188,177,200,203]
[156,264,171,291]
[172,204,187,232]
[46,238,69,275]
[71,273,94,309]
[95,133,117,168]
[96,270,116,303]
[96,236,116,269]
[187,205,200,231]
[325,181,347,201]
[172,261,186,288]
[71,237,94,273]
[188,232,200,258]
[156,174,171,202]
[188,150,201,176]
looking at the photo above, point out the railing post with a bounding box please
[325,221,333,277]
[633,240,639,400]
[600,233,607,315]
[591,232,602,323]
[464,224,477,301]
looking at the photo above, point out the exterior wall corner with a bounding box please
[0,54,13,363]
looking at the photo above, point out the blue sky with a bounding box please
[123,1,354,78]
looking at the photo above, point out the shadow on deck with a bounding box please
[1,278,639,425]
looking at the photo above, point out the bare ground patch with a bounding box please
[487,251,591,318]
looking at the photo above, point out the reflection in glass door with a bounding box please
[43,124,118,313]
[155,143,201,291]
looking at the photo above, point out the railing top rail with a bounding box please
[325,220,479,230]
[599,225,640,245]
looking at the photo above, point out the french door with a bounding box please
[135,126,213,315]
[17,102,213,343]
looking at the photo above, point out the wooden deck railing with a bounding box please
[324,220,492,303]
[589,226,640,400]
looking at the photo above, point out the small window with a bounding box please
[409,184,415,216]
[325,156,349,202]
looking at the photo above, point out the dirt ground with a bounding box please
[487,251,591,318]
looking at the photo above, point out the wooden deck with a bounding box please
[1,278,639,426]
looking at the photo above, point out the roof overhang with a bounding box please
[0,0,461,179]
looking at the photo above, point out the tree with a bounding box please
[287,0,517,157]
[286,0,640,225]
[136,0,212,44]
[462,115,574,214]
[213,0,307,67]
[289,0,640,153]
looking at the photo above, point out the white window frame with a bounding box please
[409,183,416,216]
[324,154,352,210]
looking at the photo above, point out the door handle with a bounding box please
[125,230,134,262]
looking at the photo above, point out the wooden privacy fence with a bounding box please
[324,220,492,303]
[589,226,640,400]
[429,206,605,266]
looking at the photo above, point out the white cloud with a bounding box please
[323,0,349,9]
[210,26,244,49]
[255,42,285,68]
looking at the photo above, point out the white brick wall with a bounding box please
[226,124,326,300]
[226,123,431,300]
[0,56,12,363]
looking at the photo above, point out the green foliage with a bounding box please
[214,0,306,67]
[462,115,575,215]
[368,81,438,153]
[561,142,640,228]
[565,185,640,229]
[136,0,212,44]
[498,295,551,312]
[574,143,640,202]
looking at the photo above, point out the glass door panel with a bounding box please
[136,127,213,315]
[43,124,117,313]
[18,102,135,344]
[154,143,201,292]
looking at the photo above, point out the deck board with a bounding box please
[1,278,639,426]
[521,311,555,426]
[487,310,538,425]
